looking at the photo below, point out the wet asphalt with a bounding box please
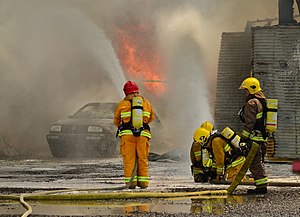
[0,157,299,216]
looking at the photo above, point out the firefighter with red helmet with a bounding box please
[114,81,154,189]
[238,77,268,194]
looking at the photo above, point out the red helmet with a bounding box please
[123,81,139,95]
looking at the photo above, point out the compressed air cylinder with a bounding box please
[221,127,241,149]
[202,149,211,167]
[131,96,143,129]
[266,99,278,133]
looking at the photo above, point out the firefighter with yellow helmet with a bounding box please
[200,121,214,132]
[211,126,247,183]
[114,81,155,189]
[238,77,268,194]
[190,126,216,182]
[190,121,246,183]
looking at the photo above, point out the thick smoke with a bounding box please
[0,0,277,156]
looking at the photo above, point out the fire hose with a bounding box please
[13,153,228,216]
[15,153,225,216]
[4,156,227,217]
[0,143,300,216]
[227,141,259,193]
[18,156,139,217]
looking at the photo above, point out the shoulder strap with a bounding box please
[247,95,267,115]
[129,99,133,124]
[247,96,267,139]
[209,132,222,141]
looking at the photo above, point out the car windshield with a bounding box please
[72,103,116,119]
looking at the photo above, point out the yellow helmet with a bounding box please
[239,77,261,94]
[193,127,210,145]
[200,121,214,132]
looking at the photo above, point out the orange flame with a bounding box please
[114,23,166,95]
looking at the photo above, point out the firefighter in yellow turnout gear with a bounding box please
[190,127,216,182]
[190,122,246,183]
[114,81,155,189]
[239,77,268,194]
[212,128,246,183]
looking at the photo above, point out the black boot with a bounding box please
[247,187,267,195]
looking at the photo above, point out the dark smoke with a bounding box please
[0,0,277,156]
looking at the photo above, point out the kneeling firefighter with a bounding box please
[114,81,155,189]
[191,124,247,183]
[200,121,215,133]
[238,77,268,194]
[190,127,216,182]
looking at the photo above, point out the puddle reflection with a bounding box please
[3,195,246,216]
[123,204,149,216]
[190,195,244,215]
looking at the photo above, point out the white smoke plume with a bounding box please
[0,0,277,156]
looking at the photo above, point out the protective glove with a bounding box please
[194,173,209,183]
[211,174,224,184]
[216,174,224,183]
[239,136,249,145]
[239,137,251,156]
[209,171,217,181]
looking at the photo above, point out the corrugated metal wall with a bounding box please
[215,26,300,159]
[214,32,252,132]
[253,26,300,158]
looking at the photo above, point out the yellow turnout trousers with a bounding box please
[120,135,150,188]
[225,156,247,182]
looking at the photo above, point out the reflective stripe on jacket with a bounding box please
[114,94,154,139]
[190,141,214,172]
[241,91,267,142]
[210,137,226,175]
[210,136,244,175]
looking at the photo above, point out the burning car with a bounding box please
[46,102,163,158]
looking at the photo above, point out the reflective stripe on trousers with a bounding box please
[255,177,268,186]
[120,135,150,188]
[227,156,246,169]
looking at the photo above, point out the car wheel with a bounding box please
[105,142,117,157]
[94,141,118,158]
[49,143,69,158]
[93,143,107,158]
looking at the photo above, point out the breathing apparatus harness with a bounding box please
[239,95,267,139]
[194,135,218,181]
[211,133,243,166]
[116,97,150,137]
